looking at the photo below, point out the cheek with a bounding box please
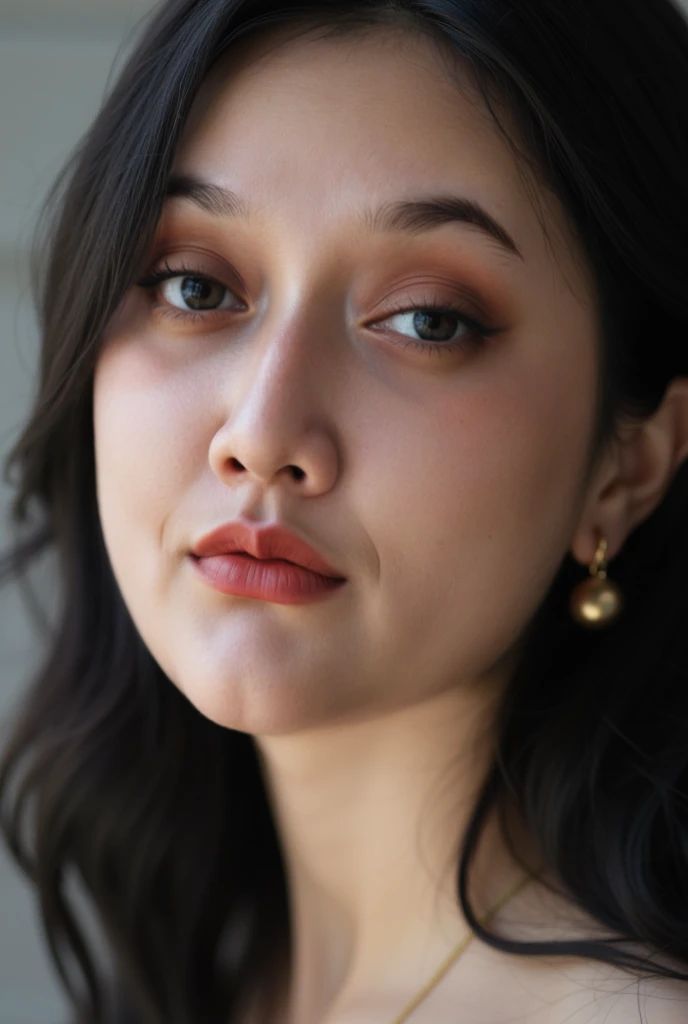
[360,339,596,674]
[448,323,598,536]
[92,341,210,602]
[94,338,204,511]
[371,354,591,541]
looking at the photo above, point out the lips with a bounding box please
[190,520,346,580]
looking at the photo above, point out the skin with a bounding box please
[93,23,688,1024]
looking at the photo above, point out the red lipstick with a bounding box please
[189,521,347,605]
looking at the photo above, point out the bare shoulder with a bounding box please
[495,875,688,1024]
[535,959,688,1024]
[590,974,688,1024]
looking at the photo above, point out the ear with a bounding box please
[571,377,688,566]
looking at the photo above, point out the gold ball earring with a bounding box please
[569,534,624,629]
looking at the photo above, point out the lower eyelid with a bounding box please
[156,304,238,324]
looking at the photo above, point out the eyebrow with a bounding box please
[164,174,523,261]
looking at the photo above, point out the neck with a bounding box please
[252,676,534,1023]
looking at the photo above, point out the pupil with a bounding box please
[181,276,221,309]
[413,310,457,342]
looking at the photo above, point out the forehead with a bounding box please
[172,23,583,278]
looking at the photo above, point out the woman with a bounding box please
[1,0,688,1021]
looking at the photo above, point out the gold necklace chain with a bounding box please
[390,870,537,1024]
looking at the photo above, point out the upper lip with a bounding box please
[190,520,346,579]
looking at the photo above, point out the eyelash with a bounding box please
[136,261,500,358]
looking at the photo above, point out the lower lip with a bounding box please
[189,553,347,604]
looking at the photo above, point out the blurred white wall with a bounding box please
[1,1,688,1021]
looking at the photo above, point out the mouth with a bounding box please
[189,550,348,604]
[191,550,346,580]
[190,520,346,580]
[225,552,338,573]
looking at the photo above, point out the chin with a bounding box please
[170,672,345,737]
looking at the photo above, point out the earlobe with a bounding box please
[569,447,632,568]
[621,376,688,527]
[569,376,688,569]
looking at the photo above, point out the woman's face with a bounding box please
[93,25,600,734]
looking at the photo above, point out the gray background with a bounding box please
[2,1,688,1021]
[0,6,164,1021]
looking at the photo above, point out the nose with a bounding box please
[206,309,342,501]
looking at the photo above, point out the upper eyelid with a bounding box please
[137,262,230,286]
[144,273,472,314]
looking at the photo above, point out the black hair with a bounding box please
[2,1,688,1021]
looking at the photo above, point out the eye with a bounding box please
[160,274,236,311]
[369,292,501,358]
[382,307,472,345]
[137,262,243,315]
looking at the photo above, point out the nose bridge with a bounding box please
[239,271,341,419]
[208,270,345,488]
[240,197,353,389]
